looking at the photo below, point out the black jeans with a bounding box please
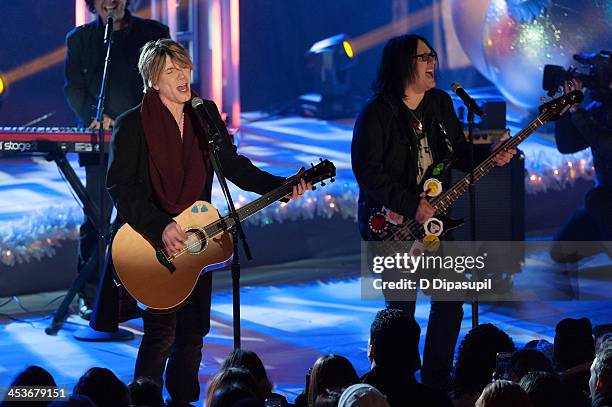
[78,163,114,306]
[134,292,204,404]
[387,300,463,391]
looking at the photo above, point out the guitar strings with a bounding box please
[383,107,556,243]
[162,179,307,260]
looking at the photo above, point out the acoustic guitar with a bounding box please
[112,159,337,311]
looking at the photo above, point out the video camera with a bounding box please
[543,50,611,100]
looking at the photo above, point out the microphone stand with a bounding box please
[452,83,483,329]
[200,100,252,349]
[466,108,479,329]
[94,16,113,315]
[73,15,132,341]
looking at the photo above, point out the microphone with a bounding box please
[450,82,484,117]
[104,13,115,44]
[191,97,226,144]
[191,97,214,125]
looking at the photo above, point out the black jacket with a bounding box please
[351,89,486,238]
[555,101,612,189]
[361,366,453,407]
[64,11,169,166]
[90,103,284,334]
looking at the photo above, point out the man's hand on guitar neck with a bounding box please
[491,144,517,166]
[285,168,314,201]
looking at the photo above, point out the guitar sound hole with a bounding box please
[185,228,207,254]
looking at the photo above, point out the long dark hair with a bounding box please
[307,355,359,407]
[372,34,437,99]
[452,323,516,397]
[221,349,273,399]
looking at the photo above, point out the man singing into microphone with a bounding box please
[64,0,169,319]
[94,39,311,406]
[351,34,515,392]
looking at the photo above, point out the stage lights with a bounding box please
[308,34,354,58]
[301,33,361,119]
[306,33,355,95]
[342,40,354,59]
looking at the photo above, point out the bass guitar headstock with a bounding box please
[538,90,584,121]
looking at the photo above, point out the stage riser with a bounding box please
[0,241,78,297]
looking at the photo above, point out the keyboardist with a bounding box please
[63,0,169,319]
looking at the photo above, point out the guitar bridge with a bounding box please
[156,249,176,273]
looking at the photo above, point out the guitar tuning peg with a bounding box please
[310,163,315,168]
[320,181,326,187]
[330,177,335,183]
[319,158,323,162]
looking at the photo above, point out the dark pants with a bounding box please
[551,187,612,262]
[387,300,464,390]
[135,292,204,404]
[78,163,113,306]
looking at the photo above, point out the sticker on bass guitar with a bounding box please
[422,234,441,253]
[368,207,404,234]
[423,217,443,237]
[368,212,387,234]
[423,178,442,197]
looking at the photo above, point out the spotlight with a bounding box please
[300,33,361,119]
[0,74,5,112]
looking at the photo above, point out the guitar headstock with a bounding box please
[538,90,584,121]
[304,158,336,187]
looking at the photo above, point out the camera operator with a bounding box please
[551,69,612,262]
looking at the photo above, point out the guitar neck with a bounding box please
[203,178,298,237]
[431,111,553,214]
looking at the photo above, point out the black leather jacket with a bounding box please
[351,88,486,239]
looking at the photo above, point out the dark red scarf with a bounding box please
[141,89,208,215]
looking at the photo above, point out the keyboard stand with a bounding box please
[43,148,132,341]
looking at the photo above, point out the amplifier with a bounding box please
[450,150,525,241]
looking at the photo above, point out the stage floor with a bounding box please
[1,253,611,404]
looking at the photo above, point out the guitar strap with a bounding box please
[424,95,455,162]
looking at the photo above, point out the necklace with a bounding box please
[407,107,423,133]
[178,111,185,139]
[402,95,424,135]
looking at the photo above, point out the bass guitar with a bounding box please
[367,90,583,254]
